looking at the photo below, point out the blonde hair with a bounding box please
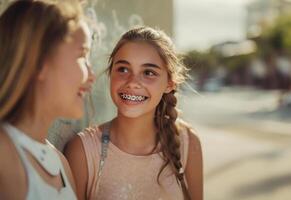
[108,26,191,200]
[0,0,82,122]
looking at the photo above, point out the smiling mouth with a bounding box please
[77,91,85,98]
[119,93,148,102]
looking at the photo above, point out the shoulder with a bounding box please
[64,123,105,160]
[177,120,203,200]
[63,123,105,169]
[63,133,87,168]
[0,127,24,175]
[63,124,104,200]
[0,127,26,199]
[176,119,203,169]
[63,122,109,170]
[64,134,84,155]
[177,120,201,148]
[186,127,202,156]
[177,119,202,152]
[63,133,91,200]
[0,128,9,173]
[185,131,204,199]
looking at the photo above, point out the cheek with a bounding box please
[147,77,168,92]
[110,75,124,90]
[58,54,84,81]
[151,89,165,103]
[148,80,168,101]
[52,66,82,99]
[110,77,120,100]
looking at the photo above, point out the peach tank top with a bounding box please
[78,124,189,200]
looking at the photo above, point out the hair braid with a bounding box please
[155,91,191,200]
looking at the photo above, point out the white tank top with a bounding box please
[2,123,77,200]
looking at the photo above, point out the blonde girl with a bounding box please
[0,1,95,199]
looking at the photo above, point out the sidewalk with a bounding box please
[179,87,291,200]
[193,124,291,200]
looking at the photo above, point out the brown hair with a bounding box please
[0,0,82,123]
[108,26,191,200]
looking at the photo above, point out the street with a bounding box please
[179,86,291,200]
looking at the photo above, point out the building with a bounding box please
[246,0,291,38]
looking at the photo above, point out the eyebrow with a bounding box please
[114,59,161,69]
[142,63,161,69]
[114,60,130,65]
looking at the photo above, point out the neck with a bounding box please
[110,112,158,155]
[13,111,53,144]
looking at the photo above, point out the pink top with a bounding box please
[78,125,189,200]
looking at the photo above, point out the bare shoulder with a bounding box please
[186,127,202,154]
[63,122,108,169]
[0,128,26,199]
[0,127,24,174]
[64,134,84,157]
[178,122,203,200]
[63,125,102,200]
[177,119,202,152]
[64,123,105,200]
[63,134,88,176]
[0,128,9,171]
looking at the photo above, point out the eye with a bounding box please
[117,66,129,73]
[144,70,157,77]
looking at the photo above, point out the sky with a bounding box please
[174,0,254,52]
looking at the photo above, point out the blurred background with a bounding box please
[1,0,291,199]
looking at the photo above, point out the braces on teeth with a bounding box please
[121,94,146,101]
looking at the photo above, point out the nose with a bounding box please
[126,73,142,89]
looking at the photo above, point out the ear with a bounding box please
[164,80,176,94]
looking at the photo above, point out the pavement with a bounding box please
[179,86,291,200]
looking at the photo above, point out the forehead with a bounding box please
[67,21,90,48]
[49,23,90,61]
[113,42,166,67]
[79,21,91,47]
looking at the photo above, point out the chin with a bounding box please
[117,108,152,119]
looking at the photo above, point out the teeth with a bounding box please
[120,93,146,102]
